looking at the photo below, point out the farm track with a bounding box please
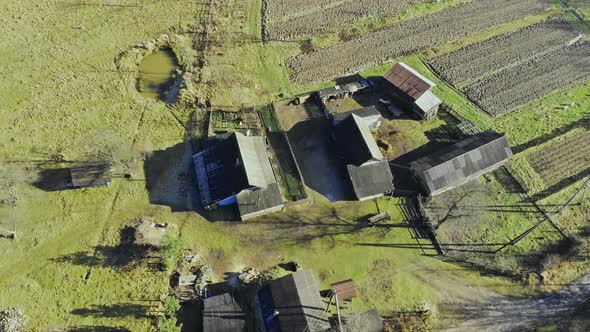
[429,18,581,88]
[528,130,590,186]
[463,42,590,116]
[287,0,547,84]
[263,0,423,41]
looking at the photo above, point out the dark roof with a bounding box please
[202,293,246,332]
[334,114,383,166]
[410,131,513,195]
[70,163,111,188]
[236,183,284,220]
[347,160,394,200]
[332,106,381,123]
[259,270,330,332]
[193,132,276,205]
[383,62,435,100]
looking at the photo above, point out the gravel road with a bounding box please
[440,273,590,331]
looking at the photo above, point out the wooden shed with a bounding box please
[69,163,112,189]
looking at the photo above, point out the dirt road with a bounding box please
[439,273,590,331]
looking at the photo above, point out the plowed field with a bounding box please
[263,0,423,41]
[287,0,547,84]
[463,42,590,115]
[429,19,580,87]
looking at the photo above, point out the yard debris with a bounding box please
[0,308,26,332]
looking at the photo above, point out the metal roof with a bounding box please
[260,270,330,332]
[347,160,394,200]
[234,132,275,188]
[414,90,442,113]
[334,114,383,166]
[236,183,284,220]
[410,131,513,196]
[202,292,246,332]
[383,62,435,100]
[193,132,276,206]
[332,106,381,125]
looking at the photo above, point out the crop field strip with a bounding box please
[262,0,425,41]
[287,0,548,84]
[429,18,590,116]
[429,18,581,88]
[528,130,590,187]
[463,41,590,116]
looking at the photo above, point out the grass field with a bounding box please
[2,0,590,330]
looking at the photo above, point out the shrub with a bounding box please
[160,235,182,271]
[158,317,182,332]
[162,295,181,318]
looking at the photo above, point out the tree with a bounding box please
[162,295,181,317]
[160,235,182,271]
[81,129,152,174]
[0,308,26,332]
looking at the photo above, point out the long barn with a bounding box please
[410,131,513,196]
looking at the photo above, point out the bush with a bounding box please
[158,317,182,332]
[162,295,181,317]
[160,235,182,271]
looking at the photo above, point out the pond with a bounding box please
[137,48,179,100]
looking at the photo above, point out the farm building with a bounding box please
[332,106,382,130]
[202,292,247,331]
[333,113,394,200]
[315,80,374,103]
[383,62,442,120]
[410,131,513,196]
[193,131,284,220]
[257,270,330,332]
[69,163,112,189]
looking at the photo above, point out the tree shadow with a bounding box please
[51,226,159,271]
[65,326,131,332]
[71,303,152,319]
[512,118,589,154]
[143,142,192,212]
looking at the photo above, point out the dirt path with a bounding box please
[439,273,590,331]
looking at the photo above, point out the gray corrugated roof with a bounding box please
[202,293,246,332]
[334,114,383,166]
[234,132,275,188]
[410,131,513,195]
[414,90,442,113]
[236,183,284,220]
[347,160,394,200]
[332,106,381,122]
[267,270,330,332]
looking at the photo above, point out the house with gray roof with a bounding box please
[202,292,247,332]
[257,270,330,332]
[193,131,284,220]
[410,131,513,196]
[333,113,394,200]
[383,62,442,120]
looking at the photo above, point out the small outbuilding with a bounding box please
[202,292,247,332]
[332,106,382,130]
[69,163,112,189]
[333,114,394,200]
[383,62,442,120]
[257,270,330,332]
[193,131,284,220]
[410,131,513,196]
